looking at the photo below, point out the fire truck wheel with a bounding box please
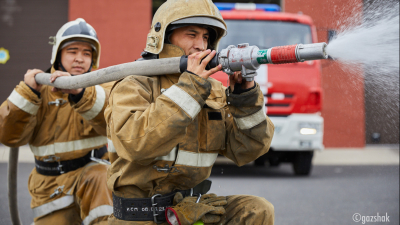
[254,157,266,167]
[268,157,281,167]
[292,151,314,176]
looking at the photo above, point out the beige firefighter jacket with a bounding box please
[0,69,113,209]
[105,44,274,199]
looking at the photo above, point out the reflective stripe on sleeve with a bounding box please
[8,90,40,115]
[234,108,266,130]
[30,136,107,157]
[107,138,116,153]
[32,195,74,218]
[82,205,113,225]
[155,146,178,161]
[175,150,218,167]
[81,85,106,121]
[163,85,201,119]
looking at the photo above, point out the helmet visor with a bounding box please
[171,17,227,36]
[62,20,98,39]
[60,39,98,53]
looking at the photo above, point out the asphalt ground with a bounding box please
[0,145,398,225]
[209,164,399,225]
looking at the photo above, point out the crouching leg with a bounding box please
[216,195,274,225]
[75,163,113,225]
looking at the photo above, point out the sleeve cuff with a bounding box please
[231,82,256,95]
[26,83,41,98]
[185,70,198,77]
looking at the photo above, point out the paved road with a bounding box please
[209,163,399,225]
[0,162,398,225]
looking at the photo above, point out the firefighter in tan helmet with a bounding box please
[0,18,113,224]
[105,0,275,224]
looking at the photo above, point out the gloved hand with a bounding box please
[165,192,227,225]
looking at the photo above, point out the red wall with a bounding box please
[285,0,365,147]
[69,0,151,68]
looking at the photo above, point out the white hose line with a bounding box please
[8,147,22,225]
[35,57,182,89]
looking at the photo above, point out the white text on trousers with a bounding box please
[126,207,165,212]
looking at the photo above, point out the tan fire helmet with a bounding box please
[49,18,101,69]
[145,0,227,55]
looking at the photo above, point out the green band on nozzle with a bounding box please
[256,49,270,64]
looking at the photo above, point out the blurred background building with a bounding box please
[0,0,398,147]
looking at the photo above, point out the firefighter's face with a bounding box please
[170,25,209,55]
[60,42,93,75]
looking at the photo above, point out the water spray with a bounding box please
[34,42,329,88]
[325,1,399,73]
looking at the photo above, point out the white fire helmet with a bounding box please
[49,18,100,69]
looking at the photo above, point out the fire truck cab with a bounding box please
[212,3,324,175]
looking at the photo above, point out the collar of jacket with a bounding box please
[159,44,185,82]
[159,44,185,59]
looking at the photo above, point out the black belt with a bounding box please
[35,146,107,176]
[113,179,212,223]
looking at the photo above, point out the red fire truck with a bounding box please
[212,3,324,175]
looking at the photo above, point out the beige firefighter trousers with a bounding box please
[34,163,112,225]
[108,195,274,225]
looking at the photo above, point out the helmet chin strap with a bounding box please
[58,62,68,72]
[86,61,93,73]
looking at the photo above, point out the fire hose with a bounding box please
[8,42,328,224]
[9,148,22,225]
[33,42,328,87]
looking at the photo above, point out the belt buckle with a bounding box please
[189,188,201,203]
[190,188,194,196]
[58,163,65,174]
[90,150,111,165]
[43,155,64,174]
[151,194,162,224]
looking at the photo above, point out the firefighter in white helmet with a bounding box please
[105,0,275,224]
[0,18,113,225]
